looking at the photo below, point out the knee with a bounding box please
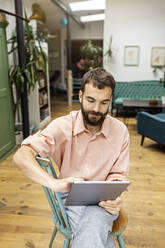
[85,206,116,232]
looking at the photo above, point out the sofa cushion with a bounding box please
[114,97,125,107]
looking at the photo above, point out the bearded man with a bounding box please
[13,67,129,248]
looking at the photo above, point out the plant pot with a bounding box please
[162,96,165,105]
[15,122,23,145]
[15,131,23,145]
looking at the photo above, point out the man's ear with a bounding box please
[79,90,83,103]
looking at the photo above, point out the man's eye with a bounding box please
[88,99,94,103]
[102,101,108,105]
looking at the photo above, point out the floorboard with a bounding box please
[0,94,165,248]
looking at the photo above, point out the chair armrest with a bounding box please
[137,112,165,144]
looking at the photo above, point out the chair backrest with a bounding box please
[35,156,72,239]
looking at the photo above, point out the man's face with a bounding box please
[79,82,112,126]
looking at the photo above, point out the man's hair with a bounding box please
[81,67,116,94]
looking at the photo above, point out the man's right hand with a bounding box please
[51,177,84,193]
[13,145,84,193]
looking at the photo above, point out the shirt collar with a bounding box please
[100,116,109,138]
[73,110,110,138]
[73,110,86,136]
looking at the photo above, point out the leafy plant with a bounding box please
[104,35,117,58]
[79,40,103,72]
[8,17,47,121]
[153,67,165,88]
[104,35,113,57]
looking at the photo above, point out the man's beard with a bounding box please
[81,104,109,127]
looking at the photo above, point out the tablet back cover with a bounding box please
[65,181,130,206]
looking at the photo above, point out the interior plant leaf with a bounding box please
[80,40,103,72]
[8,12,48,122]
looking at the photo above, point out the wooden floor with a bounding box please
[0,94,165,248]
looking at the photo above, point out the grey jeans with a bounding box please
[61,193,118,248]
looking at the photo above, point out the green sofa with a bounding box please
[113,80,165,112]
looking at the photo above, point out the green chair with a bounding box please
[36,156,128,248]
[36,156,72,248]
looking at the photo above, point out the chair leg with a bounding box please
[49,226,58,248]
[63,238,71,248]
[141,135,145,146]
[117,234,125,248]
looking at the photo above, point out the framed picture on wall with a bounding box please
[151,47,165,67]
[124,46,139,66]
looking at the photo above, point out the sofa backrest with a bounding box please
[114,80,165,100]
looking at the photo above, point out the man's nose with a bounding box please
[93,103,100,113]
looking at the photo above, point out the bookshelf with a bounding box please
[28,42,51,130]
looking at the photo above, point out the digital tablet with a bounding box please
[65,180,130,206]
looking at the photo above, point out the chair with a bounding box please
[137,112,165,146]
[111,208,128,248]
[36,156,128,248]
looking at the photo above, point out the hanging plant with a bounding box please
[104,35,113,58]
[104,35,117,59]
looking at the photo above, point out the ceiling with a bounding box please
[31,0,104,34]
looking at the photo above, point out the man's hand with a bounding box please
[98,197,122,215]
[52,177,84,193]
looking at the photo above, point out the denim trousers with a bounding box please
[61,193,118,248]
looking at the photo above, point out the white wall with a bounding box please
[0,0,17,65]
[22,0,37,30]
[104,0,165,81]
[0,0,37,65]
[71,20,103,40]
[0,0,36,39]
[0,0,15,39]
[48,31,61,72]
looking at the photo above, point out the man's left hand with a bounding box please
[98,197,122,215]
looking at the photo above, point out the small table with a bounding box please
[123,100,165,125]
[123,99,164,111]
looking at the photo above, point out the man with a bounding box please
[13,68,129,248]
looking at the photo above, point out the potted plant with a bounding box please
[8,19,47,123]
[152,67,165,105]
[76,40,103,74]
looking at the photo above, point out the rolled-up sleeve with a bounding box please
[107,128,130,181]
[22,130,56,158]
[21,116,70,158]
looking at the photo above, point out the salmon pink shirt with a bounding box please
[22,110,129,181]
